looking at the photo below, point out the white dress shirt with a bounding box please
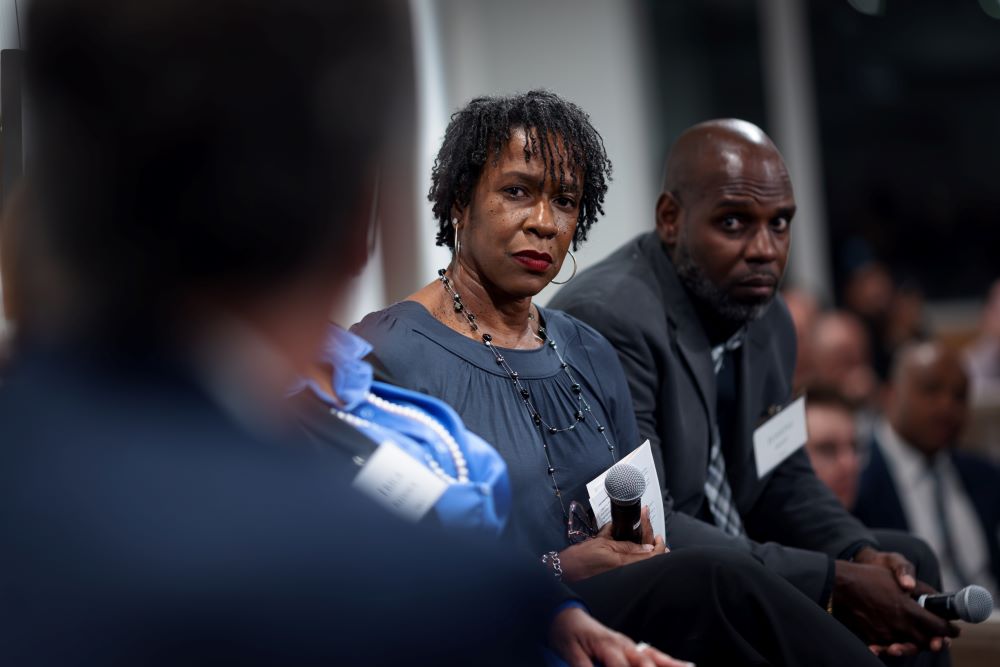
[876,419,998,597]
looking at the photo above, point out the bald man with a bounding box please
[856,342,1000,599]
[552,119,956,656]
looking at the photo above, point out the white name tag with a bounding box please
[753,396,808,479]
[352,441,448,522]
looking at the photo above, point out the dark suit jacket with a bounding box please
[0,346,549,666]
[551,231,877,604]
[854,435,1000,588]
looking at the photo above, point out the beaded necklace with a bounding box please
[330,391,470,484]
[437,268,618,520]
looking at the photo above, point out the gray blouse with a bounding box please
[353,301,641,555]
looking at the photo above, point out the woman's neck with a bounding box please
[418,260,543,350]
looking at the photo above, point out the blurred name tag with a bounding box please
[352,441,447,522]
[753,396,808,479]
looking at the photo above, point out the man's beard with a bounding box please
[674,242,777,323]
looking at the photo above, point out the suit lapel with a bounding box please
[640,233,717,424]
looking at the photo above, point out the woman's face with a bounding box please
[455,128,581,299]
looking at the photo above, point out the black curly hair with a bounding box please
[429,90,612,251]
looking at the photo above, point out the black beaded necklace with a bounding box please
[437,268,618,520]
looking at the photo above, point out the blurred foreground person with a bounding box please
[0,182,74,379]
[0,185,19,372]
[551,119,956,659]
[356,90,889,666]
[804,387,862,510]
[855,342,1000,599]
[0,1,556,664]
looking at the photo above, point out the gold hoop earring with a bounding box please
[550,250,577,285]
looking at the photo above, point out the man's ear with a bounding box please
[655,191,681,246]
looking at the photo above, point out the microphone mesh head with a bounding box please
[605,463,646,503]
[956,585,993,623]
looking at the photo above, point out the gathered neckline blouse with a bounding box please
[352,300,642,554]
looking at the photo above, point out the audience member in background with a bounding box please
[551,118,956,659]
[840,250,928,383]
[808,310,880,410]
[356,91,888,666]
[804,386,862,510]
[783,286,821,390]
[841,253,896,379]
[807,310,881,444]
[965,279,1000,402]
[855,341,1000,599]
[885,280,928,355]
[0,1,558,664]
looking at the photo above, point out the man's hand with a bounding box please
[850,547,958,652]
[558,507,667,583]
[549,606,694,667]
[853,547,916,591]
[833,551,959,649]
[868,637,951,658]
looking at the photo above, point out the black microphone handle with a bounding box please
[918,594,961,621]
[609,498,642,544]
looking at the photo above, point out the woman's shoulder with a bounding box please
[353,301,478,383]
[538,306,620,363]
[352,301,427,340]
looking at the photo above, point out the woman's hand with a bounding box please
[549,606,694,667]
[559,506,667,583]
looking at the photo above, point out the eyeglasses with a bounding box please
[566,500,598,544]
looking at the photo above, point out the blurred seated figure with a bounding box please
[804,386,862,510]
[965,279,1000,402]
[292,324,512,536]
[840,247,896,380]
[884,280,927,357]
[0,1,559,664]
[855,341,1000,599]
[782,286,821,391]
[808,310,880,410]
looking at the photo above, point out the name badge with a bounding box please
[753,395,807,479]
[352,441,448,522]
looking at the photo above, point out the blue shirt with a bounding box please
[290,326,511,536]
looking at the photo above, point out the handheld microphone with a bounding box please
[916,585,993,623]
[604,463,646,544]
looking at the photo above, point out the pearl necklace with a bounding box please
[437,268,617,519]
[330,391,470,484]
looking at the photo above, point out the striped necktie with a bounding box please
[705,329,747,537]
